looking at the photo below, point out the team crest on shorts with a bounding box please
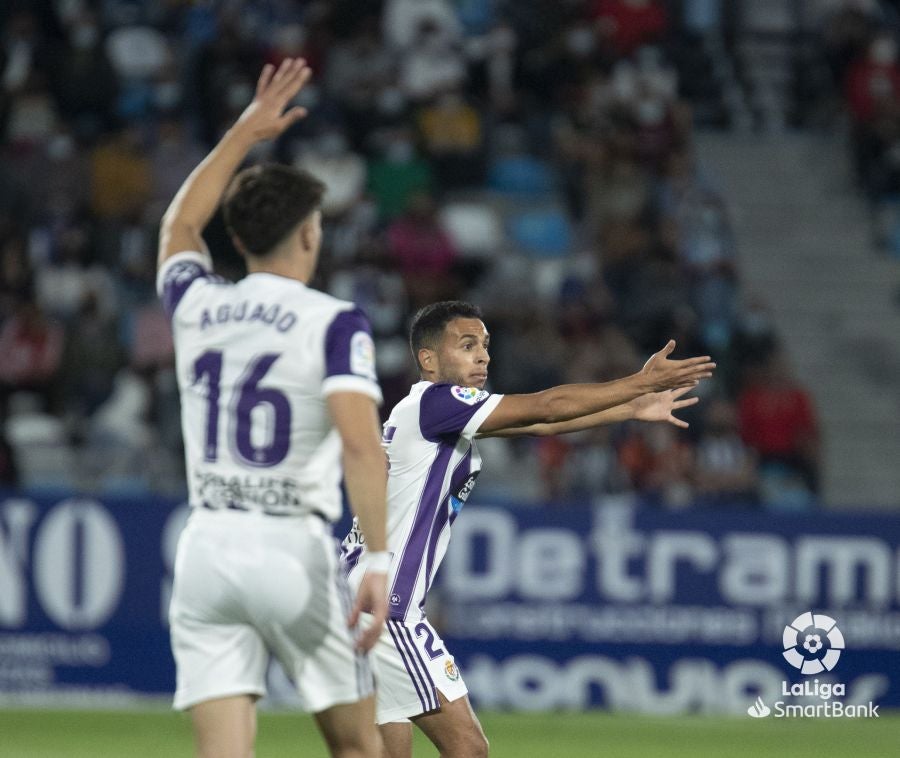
[444,659,460,681]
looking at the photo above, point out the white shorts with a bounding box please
[367,616,468,724]
[169,510,373,712]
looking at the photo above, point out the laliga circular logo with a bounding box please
[452,386,479,401]
[782,611,844,675]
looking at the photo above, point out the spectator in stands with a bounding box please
[591,0,670,59]
[324,15,394,148]
[693,397,758,507]
[60,291,121,418]
[737,349,820,496]
[48,8,118,139]
[90,125,152,220]
[399,17,466,103]
[367,127,434,221]
[618,421,695,508]
[0,298,64,417]
[386,191,460,307]
[417,88,486,188]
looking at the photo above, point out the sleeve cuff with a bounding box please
[462,393,503,439]
[322,375,383,405]
[156,250,214,297]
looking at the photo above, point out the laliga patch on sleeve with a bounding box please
[450,385,489,405]
[350,331,377,380]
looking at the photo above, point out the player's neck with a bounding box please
[245,252,314,284]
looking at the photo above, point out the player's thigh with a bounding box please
[191,694,257,758]
[170,524,269,709]
[413,691,489,758]
[263,532,374,713]
[378,722,413,758]
[314,695,382,758]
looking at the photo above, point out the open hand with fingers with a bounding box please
[630,386,700,429]
[639,340,716,392]
[235,57,312,144]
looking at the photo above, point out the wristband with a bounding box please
[366,551,391,573]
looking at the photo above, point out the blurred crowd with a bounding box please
[814,0,900,250]
[0,0,822,510]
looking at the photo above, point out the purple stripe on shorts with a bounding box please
[387,620,429,712]
[389,442,454,619]
[397,623,441,711]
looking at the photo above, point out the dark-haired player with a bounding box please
[342,301,715,758]
[157,59,389,758]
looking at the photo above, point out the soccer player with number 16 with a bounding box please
[157,59,389,758]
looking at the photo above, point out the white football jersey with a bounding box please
[157,251,382,522]
[342,381,502,621]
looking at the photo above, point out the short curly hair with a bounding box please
[222,163,325,257]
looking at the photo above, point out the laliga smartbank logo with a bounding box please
[747,611,879,719]
[782,611,843,674]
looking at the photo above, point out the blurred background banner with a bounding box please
[2,492,897,713]
[0,492,186,703]
[437,502,900,714]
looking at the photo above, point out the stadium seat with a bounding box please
[5,398,77,490]
[488,155,556,196]
[439,201,504,258]
[506,207,573,258]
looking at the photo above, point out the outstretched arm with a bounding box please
[479,386,700,438]
[477,340,714,435]
[157,58,312,269]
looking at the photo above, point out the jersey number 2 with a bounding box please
[193,350,292,467]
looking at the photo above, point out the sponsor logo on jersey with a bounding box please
[445,658,460,681]
[351,331,377,380]
[450,386,489,405]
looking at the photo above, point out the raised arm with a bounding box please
[157,58,312,269]
[478,341,713,436]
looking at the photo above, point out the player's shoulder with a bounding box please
[423,382,491,407]
[157,250,226,319]
[297,285,363,323]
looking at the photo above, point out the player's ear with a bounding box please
[418,347,435,374]
[298,210,321,253]
[227,227,251,257]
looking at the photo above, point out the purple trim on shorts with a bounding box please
[387,620,432,712]
[341,546,363,575]
[399,623,438,711]
[324,307,373,378]
[389,442,454,619]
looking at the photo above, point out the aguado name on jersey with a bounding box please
[198,301,299,333]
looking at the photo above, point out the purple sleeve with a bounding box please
[419,383,495,442]
[158,257,212,320]
[324,307,377,381]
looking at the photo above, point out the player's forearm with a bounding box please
[159,125,255,250]
[484,403,635,438]
[536,374,652,425]
[342,446,388,554]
